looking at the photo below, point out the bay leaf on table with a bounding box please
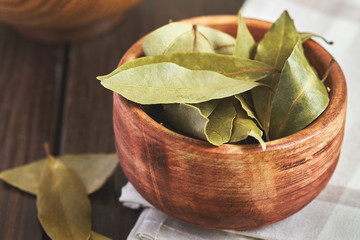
[164,25,215,54]
[37,155,92,240]
[268,41,329,139]
[142,22,235,56]
[162,98,236,146]
[97,52,276,82]
[229,97,266,150]
[90,231,112,240]
[251,10,300,140]
[0,153,118,195]
[234,10,256,59]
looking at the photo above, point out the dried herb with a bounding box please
[90,231,112,240]
[251,11,329,140]
[162,99,236,146]
[0,150,116,240]
[251,11,300,140]
[234,10,256,59]
[98,52,275,82]
[300,32,333,44]
[164,25,215,54]
[234,95,262,127]
[98,53,276,104]
[142,22,236,56]
[37,151,92,240]
[0,153,118,195]
[98,10,331,148]
[230,96,266,150]
[268,41,329,139]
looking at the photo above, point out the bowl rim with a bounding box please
[114,14,347,153]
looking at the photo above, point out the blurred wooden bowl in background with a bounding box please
[0,0,141,43]
[113,15,347,230]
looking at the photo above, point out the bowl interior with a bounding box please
[116,15,347,152]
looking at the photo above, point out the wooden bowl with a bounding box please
[0,0,141,43]
[113,15,347,230]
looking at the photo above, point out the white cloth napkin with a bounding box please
[120,0,360,239]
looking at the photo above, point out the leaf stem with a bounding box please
[223,68,280,76]
[43,143,51,159]
[321,58,336,83]
[192,25,198,52]
[214,44,235,50]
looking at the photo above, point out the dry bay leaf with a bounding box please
[90,231,112,240]
[234,94,262,128]
[37,155,92,240]
[100,61,269,105]
[234,10,257,59]
[205,98,236,145]
[98,52,277,105]
[300,32,333,44]
[97,52,276,82]
[164,25,215,54]
[192,99,219,118]
[161,99,236,146]
[269,41,329,139]
[230,97,266,150]
[143,22,235,56]
[0,154,118,195]
[0,160,43,195]
[161,103,210,141]
[197,25,236,55]
[251,10,300,140]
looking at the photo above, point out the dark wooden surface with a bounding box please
[0,0,244,239]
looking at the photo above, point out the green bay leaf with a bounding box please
[37,156,92,240]
[234,10,256,59]
[251,10,300,140]
[269,41,329,139]
[0,154,118,195]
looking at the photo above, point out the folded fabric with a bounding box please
[120,0,360,239]
[121,183,255,240]
[120,182,360,240]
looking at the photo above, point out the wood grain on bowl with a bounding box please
[113,15,347,230]
[0,0,141,43]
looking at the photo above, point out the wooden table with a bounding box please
[0,0,244,239]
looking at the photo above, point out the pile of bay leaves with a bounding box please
[0,145,118,240]
[99,10,331,150]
